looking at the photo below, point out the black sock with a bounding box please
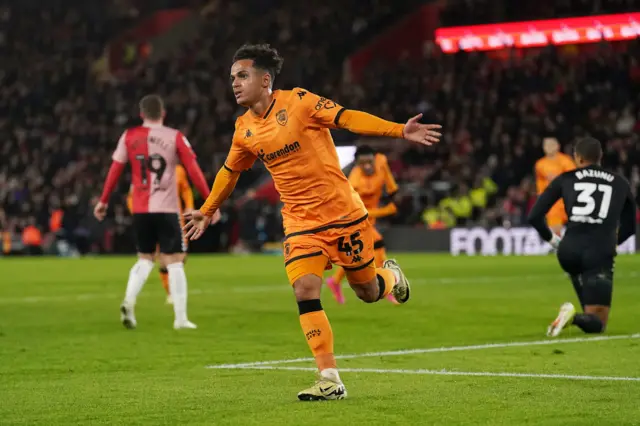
[569,275,585,310]
[159,267,168,274]
[376,274,386,301]
[572,313,604,333]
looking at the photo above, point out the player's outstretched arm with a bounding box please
[183,166,240,240]
[527,177,563,243]
[300,90,440,145]
[337,110,441,146]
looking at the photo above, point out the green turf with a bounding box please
[1,254,639,425]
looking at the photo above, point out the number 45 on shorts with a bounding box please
[338,232,364,262]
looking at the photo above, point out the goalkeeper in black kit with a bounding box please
[527,138,637,337]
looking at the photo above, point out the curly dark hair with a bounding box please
[355,145,376,159]
[574,137,602,164]
[233,43,284,84]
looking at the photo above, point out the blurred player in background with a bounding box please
[184,44,441,400]
[326,145,399,305]
[535,137,576,236]
[95,95,214,330]
[126,164,194,305]
[528,138,637,337]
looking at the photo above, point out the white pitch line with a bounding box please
[227,365,640,382]
[206,333,640,369]
[1,271,638,305]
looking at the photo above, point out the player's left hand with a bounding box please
[402,114,442,146]
[93,201,108,222]
[183,210,212,241]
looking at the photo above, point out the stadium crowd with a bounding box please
[1,1,639,255]
[361,43,640,229]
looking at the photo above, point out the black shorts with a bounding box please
[132,213,186,255]
[557,239,614,306]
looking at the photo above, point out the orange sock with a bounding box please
[331,267,346,284]
[298,299,336,371]
[159,268,170,295]
[375,267,396,300]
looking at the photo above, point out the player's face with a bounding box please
[357,155,376,176]
[230,60,268,107]
[543,138,559,156]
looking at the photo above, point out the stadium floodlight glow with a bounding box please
[435,13,640,53]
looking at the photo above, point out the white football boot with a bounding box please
[298,377,347,401]
[120,303,137,329]
[383,259,411,303]
[174,319,197,330]
[547,302,576,337]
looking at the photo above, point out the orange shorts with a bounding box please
[284,215,376,285]
[547,203,568,228]
[372,226,385,249]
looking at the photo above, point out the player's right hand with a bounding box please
[183,210,212,241]
[93,201,108,222]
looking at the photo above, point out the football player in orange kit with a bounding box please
[535,137,576,236]
[127,164,194,305]
[183,44,441,401]
[326,145,400,305]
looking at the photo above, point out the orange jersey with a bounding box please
[349,154,398,226]
[127,165,193,213]
[535,153,575,220]
[225,88,367,236]
[535,153,576,194]
[175,164,194,211]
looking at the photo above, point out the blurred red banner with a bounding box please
[436,13,640,53]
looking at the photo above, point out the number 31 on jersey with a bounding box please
[572,182,612,222]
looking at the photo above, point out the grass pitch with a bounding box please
[1,254,639,425]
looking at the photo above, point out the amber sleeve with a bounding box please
[178,176,195,211]
[534,162,546,194]
[126,188,133,214]
[336,109,405,138]
[198,166,240,217]
[368,203,398,219]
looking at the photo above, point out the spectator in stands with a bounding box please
[22,216,43,255]
[1,1,639,256]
